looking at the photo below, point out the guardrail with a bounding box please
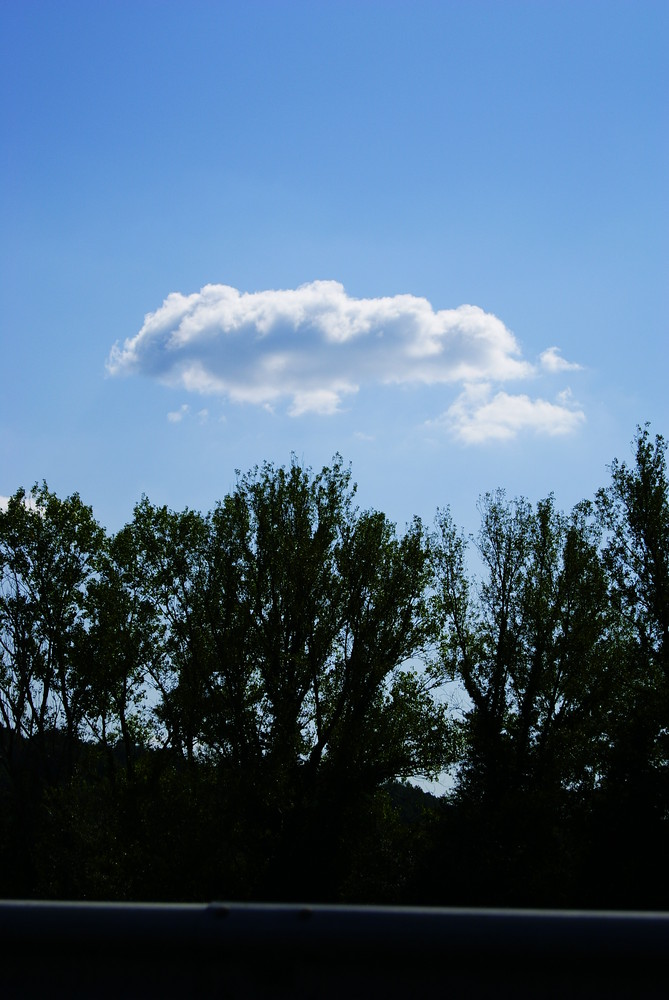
[1,901,667,997]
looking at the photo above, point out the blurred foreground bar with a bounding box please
[1,901,667,997]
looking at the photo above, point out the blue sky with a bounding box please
[1,0,667,538]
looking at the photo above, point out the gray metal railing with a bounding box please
[1,901,667,997]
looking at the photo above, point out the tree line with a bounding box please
[1,425,667,906]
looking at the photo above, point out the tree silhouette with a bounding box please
[0,430,668,906]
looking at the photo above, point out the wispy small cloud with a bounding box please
[540,346,582,373]
[167,404,189,423]
[108,281,585,443]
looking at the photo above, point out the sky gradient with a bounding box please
[1,0,667,538]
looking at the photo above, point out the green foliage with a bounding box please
[431,491,612,804]
[596,425,669,679]
[78,524,159,771]
[120,457,454,794]
[0,483,105,770]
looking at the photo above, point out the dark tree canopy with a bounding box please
[120,456,453,786]
[0,428,668,907]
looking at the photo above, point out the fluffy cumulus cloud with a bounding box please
[108,281,584,442]
[435,383,586,444]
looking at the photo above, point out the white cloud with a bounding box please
[108,281,585,442]
[167,404,189,423]
[108,281,534,415]
[289,386,355,417]
[540,346,582,373]
[436,383,586,444]
[0,493,40,513]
